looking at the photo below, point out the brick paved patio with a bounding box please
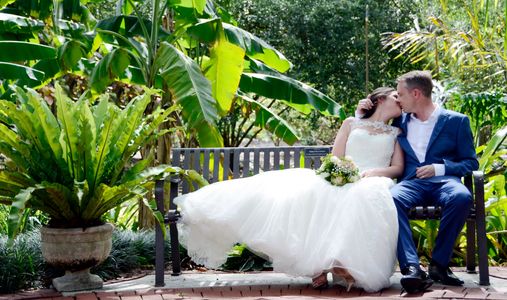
[2,267,507,300]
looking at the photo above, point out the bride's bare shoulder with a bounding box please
[342,117,357,126]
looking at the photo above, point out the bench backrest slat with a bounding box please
[171,146,333,187]
[294,149,301,168]
[222,149,231,181]
[192,151,201,191]
[283,149,290,169]
[243,149,251,177]
[212,149,220,183]
[273,150,280,170]
[253,149,260,175]
[202,149,210,180]
[263,149,270,171]
[233,149,241,179]
[182,149,191,193]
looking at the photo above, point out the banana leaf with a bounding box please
[204,31,245,114]
[239,72,344,118]
[156,42,223,147]
[187,19,292,73]
[240,94,299,145]
[0,41,56,61]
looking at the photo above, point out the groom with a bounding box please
[391,71,478,293]
[357,70,478,293]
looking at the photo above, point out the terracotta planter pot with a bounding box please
[41,223,114,292]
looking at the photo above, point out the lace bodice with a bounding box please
[345,119,400,172]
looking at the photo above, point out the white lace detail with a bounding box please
[345,119,400,172]
[349,119,400,137]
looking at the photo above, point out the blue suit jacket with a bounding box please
[395,109,479,182]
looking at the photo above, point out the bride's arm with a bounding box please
[331,117,354,157]
[362,141,404,179]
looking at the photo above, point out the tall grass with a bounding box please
[0,230,45,293]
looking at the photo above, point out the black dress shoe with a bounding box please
[400,265,434,294]
[428,263,464,286]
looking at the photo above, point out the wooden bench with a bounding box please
[154,146,489,286]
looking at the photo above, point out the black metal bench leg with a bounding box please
[474,171,489,285]
[155,180,165,287]
[170,222,181,275]
[155,221,165,286]
[476,210,489,285]
[466,219,476,273]
[169,177,181,276]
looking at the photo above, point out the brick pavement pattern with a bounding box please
[1,285,505,300]
[2,267,507,300]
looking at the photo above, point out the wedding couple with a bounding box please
[174,70,478,293]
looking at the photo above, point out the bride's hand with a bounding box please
[361,169,377,177]
[355,97,373,117]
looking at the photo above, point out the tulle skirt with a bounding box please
[174,168,398,292]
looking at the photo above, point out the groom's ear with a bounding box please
[411,88,422,98]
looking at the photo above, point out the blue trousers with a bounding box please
[391,178,472,269]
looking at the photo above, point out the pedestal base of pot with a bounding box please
[41,223,114,292]
[52,269,103,292]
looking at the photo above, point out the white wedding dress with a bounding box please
[174,119,400,292]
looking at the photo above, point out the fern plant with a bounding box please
[0,84,205,238]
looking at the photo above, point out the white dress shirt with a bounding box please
[407,106,445,176]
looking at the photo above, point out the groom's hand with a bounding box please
[416,165,436,179]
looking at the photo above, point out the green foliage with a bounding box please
[478,126,507,176]
[239,72,342,117]
[212,0,418,146]
[0,230,44,293]
[0,205,6,234]
[156,42,223,147]
[0,204,48,236]
[221,0,419,114]
[384,0,507,92]
[485,199,507,264]
[92,229,173,280]
[448,92,507,146]
[0,84,205,237]
[482,127,507,265]
[1,0,344,149]
[220,244,271,272]
[238,94,299,146]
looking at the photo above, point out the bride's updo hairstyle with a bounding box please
[360,87,396,119]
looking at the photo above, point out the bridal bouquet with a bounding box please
[316,154,360,186]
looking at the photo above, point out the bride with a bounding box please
[174,87,403,292]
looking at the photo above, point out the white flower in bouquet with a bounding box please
[319,172,330,179]
[331,176,344,186]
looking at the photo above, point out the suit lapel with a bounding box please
[397,113,419,161]
[426,110,449,152]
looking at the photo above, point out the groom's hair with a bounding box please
[361,87,396,119]
[397,70,433,98]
